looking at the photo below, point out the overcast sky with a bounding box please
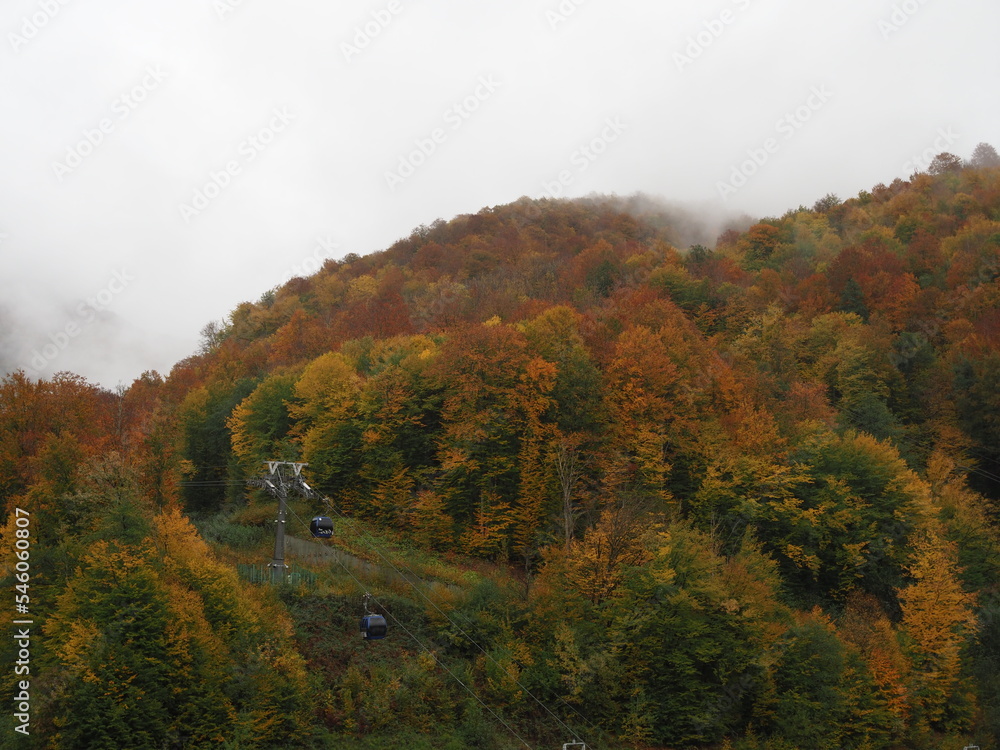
[1,0,997,389]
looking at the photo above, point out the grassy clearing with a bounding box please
[222,496,506,592]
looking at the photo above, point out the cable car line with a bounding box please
[282,505,535,750]
[950,443,1000,468]
[177,480,246,486]
[955,462,1000,485]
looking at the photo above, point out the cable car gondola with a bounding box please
[361,613,388,640]
[309,516,334,538]
[360,593,387,640]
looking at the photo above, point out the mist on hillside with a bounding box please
[581,193,756,249]
[1,193,753,388]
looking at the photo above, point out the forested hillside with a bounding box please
[3,148,1000,749]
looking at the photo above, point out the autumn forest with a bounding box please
[3,147,1000,749]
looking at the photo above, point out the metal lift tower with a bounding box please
[247,461,310,584]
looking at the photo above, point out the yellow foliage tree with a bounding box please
[898,530,977,730]
[563,501,653,605]
[152,505,211,563]
[512,356,557,556]
[409,489,454,550]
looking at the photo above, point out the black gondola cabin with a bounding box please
[310,516,334,538]
[360,614,387,640]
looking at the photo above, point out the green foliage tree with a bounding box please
[227,371,300,473]
[756,612,854,750]
[290,352,364,503]
[42,543,175,749]
[178,379,257,511]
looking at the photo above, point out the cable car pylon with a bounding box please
[246,460,311,584]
